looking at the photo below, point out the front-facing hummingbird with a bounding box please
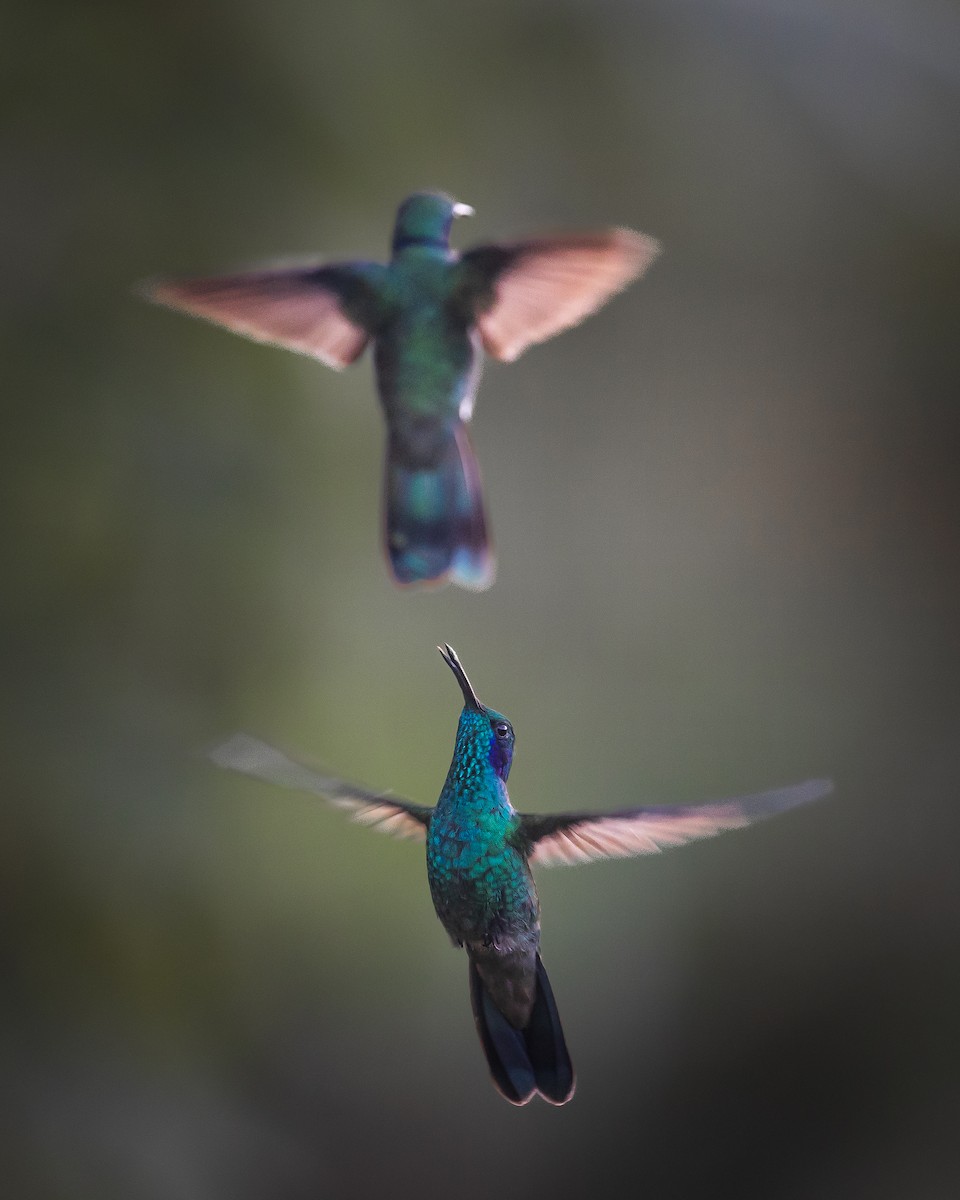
[210,647,832,1105]
[144,193,659,589]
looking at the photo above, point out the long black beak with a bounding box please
[438,644,484,711]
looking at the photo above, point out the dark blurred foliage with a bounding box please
[3,0,960,1197]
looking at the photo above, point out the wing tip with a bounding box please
[205,730,265,772]
[204,729,328,790]
[134,274,229,322]
[616,227,662,276]
[135,274,177,307]
[793,777,835,804]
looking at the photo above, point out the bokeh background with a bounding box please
[5,1,960,1196]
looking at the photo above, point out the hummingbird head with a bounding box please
[393,192,474,253]
[438,644,515,782]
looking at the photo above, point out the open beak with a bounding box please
[438,644,484,711]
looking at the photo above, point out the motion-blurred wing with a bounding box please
[458,229,659,362]
[522,779,832,867]
[209,732,432,841]
[143,262,386,368]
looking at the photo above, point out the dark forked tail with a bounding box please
[384,422,493,590]
[468,954,575,1106]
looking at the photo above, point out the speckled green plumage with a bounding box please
[427,707,536,955]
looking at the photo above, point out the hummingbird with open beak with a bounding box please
[209,646,831,1105]
[144,193,659,589]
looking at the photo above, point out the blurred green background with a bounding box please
[4,0,960,1196]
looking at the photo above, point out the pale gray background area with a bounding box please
[4,1,959,1196]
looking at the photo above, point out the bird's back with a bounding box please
[375,254,480,426]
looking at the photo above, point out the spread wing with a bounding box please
[142,261,387,369]
[208,733,432,841]
[457,229,660,362]
[521,779,832,867]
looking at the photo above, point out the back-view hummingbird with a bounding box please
[210,646,832,1105]
[144,193,659,589]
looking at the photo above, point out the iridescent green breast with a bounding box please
[426,818,537,946]
[426,710,538,945]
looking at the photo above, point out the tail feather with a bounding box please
[469,960,537,1105]
[468,954,575,1106]
[384,424,493,590]
[524,955,576,1105]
